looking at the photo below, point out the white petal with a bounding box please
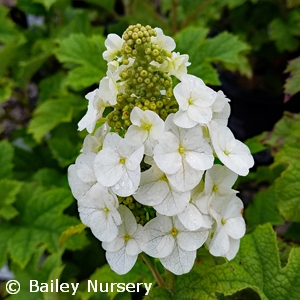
[188,105,212,124]
[68,165,95,200]
[225,238,240,260]
[125,125,148,145]
[224,217,245,239]
[118,205,137,235]
[112,167,140,197]
[106,247,137,275]
[209,227,230,257]
[153,132,182,174]
[177,203,204,231]
[173,110,198,129]
[102,237,125,252]
[176,228,209,251]
[167,160,203,192]
[94,148,123,187]
[160,244,196,275]
[134,165,169,206]
[75,153,97,183]
[142,215,174,258]
[126,239,141,256]
[153,183,190,216]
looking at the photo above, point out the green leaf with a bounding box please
[245,186,284,229]
[175,27,250,85]
[59,223,87,247]
[38,72,67,102]
[0,6,25,45]
[1,184,86,268]
[199,31,250,64]
[0,179,23,220]
[33,0,58,10]
[27,94,85,142]
[285,56,300,96]
[86,0,116,12]
[274,141,300,166]
[0,140,14,179]
[244,132,268,154]
[0,77,13,102]
[145,286,173,299]
[9,248,64,300]
[275,163,300,222]
[269,10,300,52]
[16,51,52,87]
[55,34,107,90]
[263,112,300,149]
[175,224,300,300]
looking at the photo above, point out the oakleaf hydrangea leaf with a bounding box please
[55,34,107,90]
[245,186,284,229]
[284,56,300,97]
[175,27,250,85]
[28,94,85,142]
[1,184,88,268]
[174,224,300,300]
[9,248,64,300]
[0,140,14,179]
[0,179,23,220]
[275,163,300,222]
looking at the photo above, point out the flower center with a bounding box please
[124,233,131,241]
[221,218,226,225]
[103,207,110,214]
[142,123,152,131]
[119,157,126,164]
[178,144,186,154]
[188,98,194,105]
[170,228,178,236]
[223,150,230,156]
[212,184,218,192]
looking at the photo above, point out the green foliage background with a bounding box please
[0,0,300,299]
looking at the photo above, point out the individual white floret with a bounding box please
[134,164,190,216]
[207,195,245,258]
[151,27,176,51]
[150,52,190,80]
[78,183,122,242]
[125,107,165,155]
[103,205,143,275]
[98,70,125,106]
[68,164,95,201]
[208,121,254,176]
[82,123,110,154]
[78,89,108,133]
[198,164,238,213]
[68,153,98,200]
[103,33,124,62]
[177,181,213,231]
[94,133,144,197]
[142,214,209,275]
[173,74,217,128]
[154,114,214,192]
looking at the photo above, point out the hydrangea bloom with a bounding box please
[68,23,254,276]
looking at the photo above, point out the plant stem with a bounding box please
[140,253,165,287]
[171,0,179,34]
[165,268,175,295]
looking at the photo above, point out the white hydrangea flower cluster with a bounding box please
[68,24,254,276]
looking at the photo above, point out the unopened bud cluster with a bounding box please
[68,24,254,276]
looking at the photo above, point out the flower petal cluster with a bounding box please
[69,23,254,276]
[103,205,143,274]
